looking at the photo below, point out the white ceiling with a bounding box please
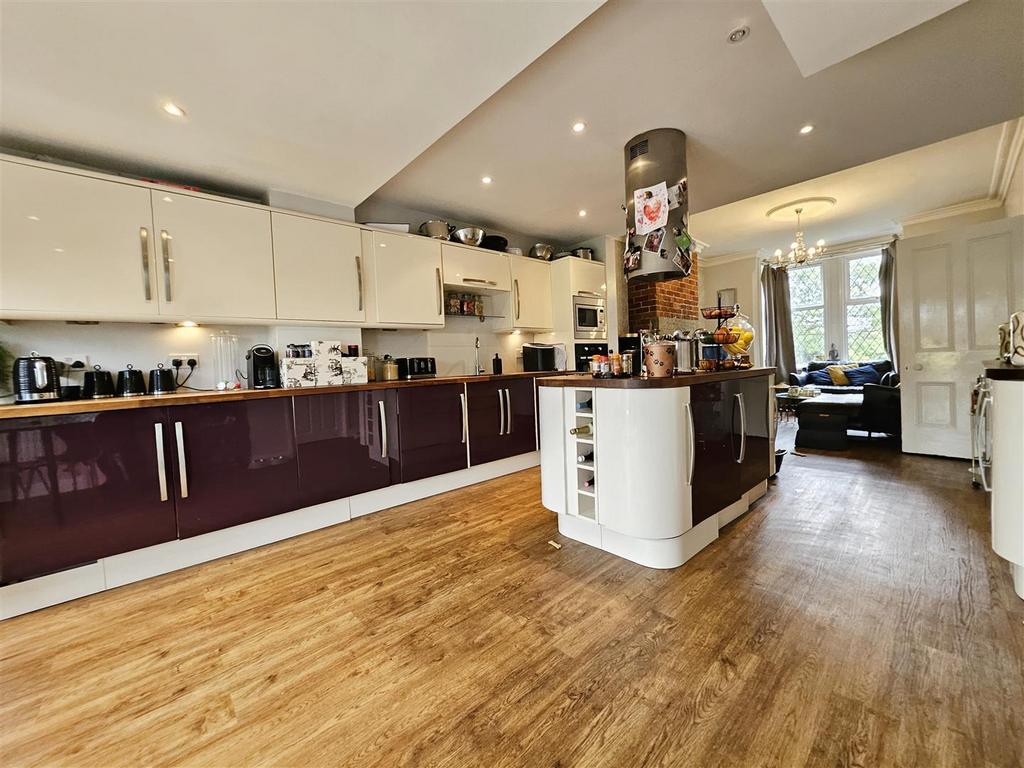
[361,0,1023,244]
[762,0,967,77]
[0,1,602,207]
[690,119,1017,258]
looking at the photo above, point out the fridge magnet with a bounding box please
[642,227,665,256]
[623,245,642,274]
[634,181,669,235]
[673,246,692,277]
[667,180,687,210]
[673,228,692,253]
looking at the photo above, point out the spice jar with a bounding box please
[609,351,622,376]
[382,355,399,381]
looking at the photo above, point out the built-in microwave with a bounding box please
[573,294,606,340]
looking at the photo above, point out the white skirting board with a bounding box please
[1013,563,1024,600]
[1,451,539,620]
[555,480,769,570]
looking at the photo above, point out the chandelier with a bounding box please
[770,207,826,268]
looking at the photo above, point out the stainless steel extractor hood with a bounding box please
[623,128,689,283]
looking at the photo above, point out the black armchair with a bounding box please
[861,382,901,437]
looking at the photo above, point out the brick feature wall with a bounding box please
[627,252,699,332]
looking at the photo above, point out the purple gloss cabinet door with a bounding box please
[689,381,741,526]
[467,378,536,466]
[170,398,299,538]
[393,384,468,483]
[0,408,177,584]
[292,390,396,507]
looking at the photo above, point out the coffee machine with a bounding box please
[246,345,281,389]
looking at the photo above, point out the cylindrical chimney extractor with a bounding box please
[623,128,689,282]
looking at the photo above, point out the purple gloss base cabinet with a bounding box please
[0,380,542,585]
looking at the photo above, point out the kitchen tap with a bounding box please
[474,337,483,375]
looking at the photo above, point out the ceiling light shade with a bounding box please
[816,238,826,247]
[799,124,814,134]
[481,176,492,184]
[572,121,586,133]
[162,101,187,118]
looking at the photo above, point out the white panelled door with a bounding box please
[897,216,1023,458]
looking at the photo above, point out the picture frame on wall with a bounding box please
[717,288,737,307]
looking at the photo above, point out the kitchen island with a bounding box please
[538,368,775,568]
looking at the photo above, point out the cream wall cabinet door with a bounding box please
[370,231,444,326]
[272,213,365,322]
[0,161,159,317]
[152,192,276,319]
[441,243,511,292]
[508,256,553,331]
[570,259,607,298]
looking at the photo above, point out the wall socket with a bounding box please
[167,353,200,368]
[62,354,90,370]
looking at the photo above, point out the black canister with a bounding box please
[149,363,176,395]
[116,364,147,397]
[82,365,115,399]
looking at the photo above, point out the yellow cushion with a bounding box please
[826,364,858,385]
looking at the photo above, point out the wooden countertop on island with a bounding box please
[0,371,559,420]
[537,367,776,388]
[984,360,1024,381]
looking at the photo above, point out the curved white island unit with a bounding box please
[538,369,775,568]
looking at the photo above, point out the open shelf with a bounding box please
[575,437,594,445]
[577,489,595,498]
[576,460,594,470]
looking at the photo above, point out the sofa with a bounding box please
[789,359,897,393]
[794,380,902,449]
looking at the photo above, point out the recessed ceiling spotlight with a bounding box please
[578,209,587,217]
[176,320,199,328]
[799,124,814,135]
[481,176,492,184]
[572,121,586,133]
[27,215,40,221]
[727,26,750,44]
[162,101,187,118]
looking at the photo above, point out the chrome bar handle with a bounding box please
[498,388,505,435]
[978,395,992,492]
[378,398,388,457]
[684,402,696,485]
[462,278,497,286]
[514,279,521,320]
[160,230,173,302]
[505,388,512,433]
[459,392,468,444]
[436,268,443,316]
[356,255,364,312]
[735,393,747,464]
[154,422,168,502]
[174,421,189,498]
[140,227,152,301]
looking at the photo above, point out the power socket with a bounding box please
[168,353,200,368]
[62,353,90,370]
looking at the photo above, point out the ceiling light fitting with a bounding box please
[481,176,492,184]
[770,207,826,269]
[799,124,814,135]
[727,26,750,44]
[578,209,587,217]
[162,101,187,118]
[572,121,586,133]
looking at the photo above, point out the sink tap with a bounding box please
[474,337,483,375]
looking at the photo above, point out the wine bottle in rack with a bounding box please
[581,477,595,489]
[577,450,593,463]
[575,399,593,411]
[569,424,592,436]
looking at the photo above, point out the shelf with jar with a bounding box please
[443,291,505,321]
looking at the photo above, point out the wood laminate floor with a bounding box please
[2,433,1022,767]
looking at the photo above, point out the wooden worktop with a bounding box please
[984,360,1024,381]
[537,367,776,388]
[0,371,558,420]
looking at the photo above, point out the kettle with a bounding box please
[13,352,62,403]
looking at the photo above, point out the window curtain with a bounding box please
[760,265,796,383]
[878,243,898,369]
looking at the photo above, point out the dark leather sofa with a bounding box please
[789,359,897,393]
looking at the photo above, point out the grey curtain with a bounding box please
[878,243,898,369]
[760,265,796,383]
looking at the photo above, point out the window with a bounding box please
[787,252,887,367]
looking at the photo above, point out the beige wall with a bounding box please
[697,254,762,365]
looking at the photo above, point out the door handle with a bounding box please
[160,230,173,302]
[355,255,364,312]
[514,279,521,320]
[154,422,168,501]
[378,398,388,458]
[498,388,505,435]
[978,396,992,492]
[174,421,189,498]
[460,392,468,444]
[684,402,695,485]
[462,277,497,286]
[436,268,443,316]
[140,227,152,301]
[505,388,512,434]
[735,393,747,464]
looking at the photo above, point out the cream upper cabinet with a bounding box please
[0,160,160,317]
[370,231,444,326]
[152,192,276,320]
[441,243,511,292]
[272,213,365,322]
[506,256,553,331]
[570,258,606,298]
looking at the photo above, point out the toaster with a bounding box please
[396,357,436,380]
